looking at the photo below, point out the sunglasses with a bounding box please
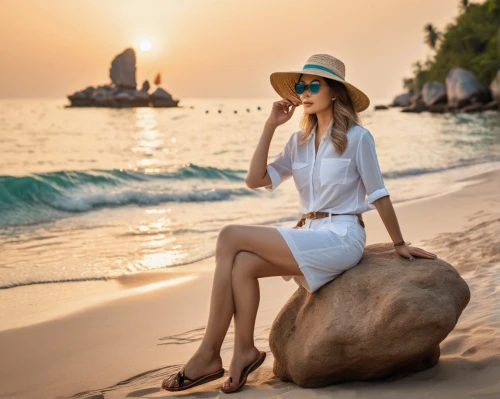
[294,81,321,95]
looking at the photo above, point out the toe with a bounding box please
[222,376,233,391]
[171,381,179,389]
[161,376,171,388]
[164,376,177,389]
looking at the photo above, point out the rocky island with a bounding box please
[66,48,179,108]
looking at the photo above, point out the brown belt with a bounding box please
[294,212,365,229]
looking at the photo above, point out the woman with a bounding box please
[161,53,437,394]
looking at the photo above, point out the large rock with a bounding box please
[151,88,179,107]
[445,67,486,107]
[140,80,151,93]
[422,81,447,106]
[391,93,411,107]
[67,86,95,106]
[109,48,137,89]
[269,242,470,388]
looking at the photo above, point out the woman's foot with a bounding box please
[221,346,262,393]
[162,350,223,390]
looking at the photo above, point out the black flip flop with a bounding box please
[161,366,225,391]
[220,351,266,394]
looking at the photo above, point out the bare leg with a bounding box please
[221,227,303,391]
[164,225,239,388]
[164,224,302,390]
[197,230,238,355]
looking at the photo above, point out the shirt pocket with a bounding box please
[292,162,308,190]
[320,158,351,186]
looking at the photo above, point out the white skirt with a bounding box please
[275,214,366,293]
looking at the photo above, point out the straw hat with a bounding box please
[269,53,370,112]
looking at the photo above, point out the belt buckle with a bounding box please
[307,211,316,219]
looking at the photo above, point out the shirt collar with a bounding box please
[307,117,334,142]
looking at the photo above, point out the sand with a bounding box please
[0,167,499,399]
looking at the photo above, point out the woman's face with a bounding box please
[297,74,334,115]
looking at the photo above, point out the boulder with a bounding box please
[422,81,447,106]
[109,48,137,89]
[445,67,486,107]
[151,88,179,107]
[67,91,88,106]
[374,105,389,110]
[140,80,151,93]
[269,242,470,388]
[67,86,95,106]
[391,93,411,107]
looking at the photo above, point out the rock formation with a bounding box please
[66,48,179,108]
[445,67,488,107]
[383,68,498,113]
[269,242,470,388]
[109,48,137,90]
[422,81,447,106]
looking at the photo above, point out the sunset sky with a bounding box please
[0,0,480,102]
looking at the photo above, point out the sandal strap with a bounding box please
[175,370,185,386]
[174,368,196,387]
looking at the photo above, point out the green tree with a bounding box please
[459,0,469,13]
[404,0,499,92]
[402,77,415,94]
[423,23,442,50]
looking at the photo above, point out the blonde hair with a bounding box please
[298,77,362,156]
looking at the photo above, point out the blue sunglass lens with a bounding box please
[294,81,320,95]
[295,83,305,94]
[309,82,320,94]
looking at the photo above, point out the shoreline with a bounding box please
[1,161,500,333]
[0,165,499,398]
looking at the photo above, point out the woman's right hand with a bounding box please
[266,99,300,128]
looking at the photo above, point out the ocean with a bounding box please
[1,97,499,291]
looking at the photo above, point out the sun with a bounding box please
[140,39,152,52]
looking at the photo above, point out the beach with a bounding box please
[2,0,500,397]
[1,165,499,399]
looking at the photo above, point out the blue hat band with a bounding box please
[303,64,344,81]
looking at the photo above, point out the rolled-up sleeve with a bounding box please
[264,135,294,192]
[356,131,390,203]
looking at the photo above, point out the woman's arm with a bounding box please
[371,196,404,245]
[357,130,437,261]
[246,99,298,190]
[372,195,437,260]
[245,121,277,189]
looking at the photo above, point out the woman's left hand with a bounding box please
[395,245,437,261]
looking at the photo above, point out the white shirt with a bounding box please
[265,119,390,223]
